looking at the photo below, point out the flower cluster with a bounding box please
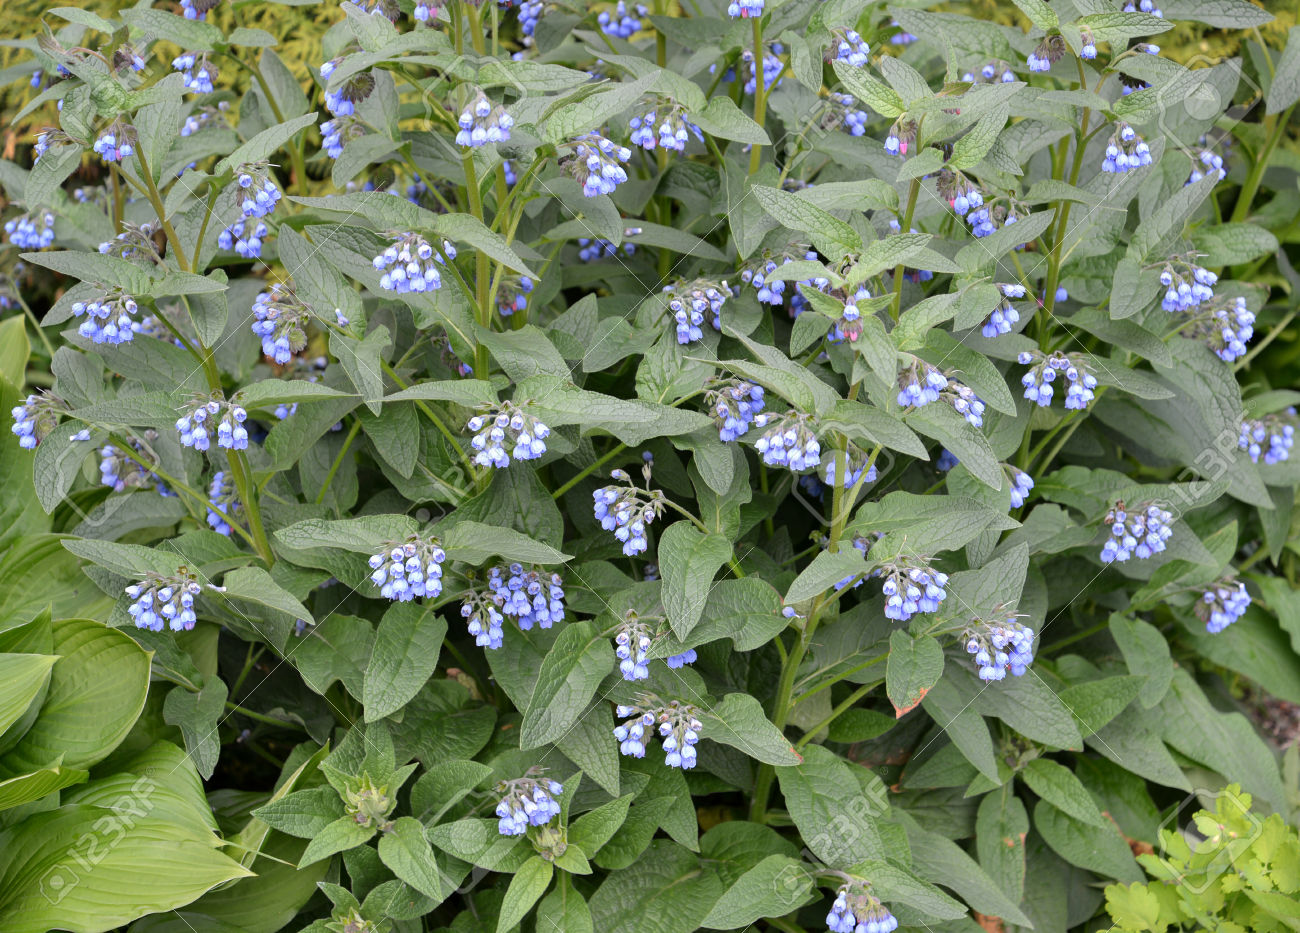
[1158,257,1216,312]
[962,61,1016,83]
[1123,0,1163,15]
[181,102,230,137]
[742,45,784,95]
[896,362,986,428]
[1101,501,1174,563]
[578,237,635,261]
[744,249,820,306]
[372,233,454,294]
[1188,143,1227,184]
[235,163,282,218]
[629,106,702,152]
[495,275,533,317]
[324,72,376,117]
[593,462,665,556]
[72,289,143,345]
[666,648,697,668]
[4,210,55,249]
[982,283,1026,338]
[752,410,822,472]
[180,0,219,19]
[467,403,551,467]
[1198,579,1251,634]
[1238,410,1295,465]
[820,445,879,491]
[11,392,63,449]
[827,883,898,933]
[321,115,364,159]
[1017,350,1098,410]
[93,126,135,163]
[883,118,916,156]
[1182,295,1255,362]
[727,0,762,17]
[98,434,171,496]
[456,91,514,147]
[964,614,1035,681]
[614,698,701,769]
[171,52,216,94]
[490,563,565,630]
[821,93,869,136]
[965,196,1026,238]
[126,571,207,632]
[176,398,249,452]
[664,279,727,343]
[565,133,632,197]
[598,1,646,37]
[461,584,506,649]
[1102,123,1153,173]
[98,223,157,261]
[218,219,269,259]
[875,558,948,621]
[369,535,446,602]
[706,380,766,442]
[1027,34,1066,72]
[614,614,654,681]
[495,775,563,836]
[206,470,242,536]
[1007,465,1034,508]
[829,28,870,67]
[251,283,312,363]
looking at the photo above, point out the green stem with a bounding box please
[230,644,265,697]
[793,652,887,704]
[552,443,628,500]
[225,702,305,730]
[462,152,493,378]
[795,680,878,748]
[133,146,189,272]
[1040,618,1108,656]
[747,17,767,175]
[890,179,921,322]
[193,181,221,273]
[228,449,275,565]
[1230,103,1295,224]
[1235,307,1297,371]
[316,418,361,506]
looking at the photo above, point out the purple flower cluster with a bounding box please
[251,283,312,363]
[664,279,727,343]
[468,403,551,467]
[707,380,766,442]
[1101,501,1174,563]
[1198,579,1250,633]
[1238,410,1295,465]
[965,615,1035,681]
[495,776,563,836]
[614,699,701,769]
[752,410,822,472]
[593,466,665,556]
[1017,350,1098,410]
[896,362,986,427]
[369,536,446,602]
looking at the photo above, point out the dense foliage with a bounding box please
[1,0,1299,931]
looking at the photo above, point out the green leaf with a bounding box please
[536,883,594,933]
[969,667,1083,750]
[698,693,801,766]
[1109,613,1173,708]
[751,186,862,258]
[300,816,376,866]
[519,621,611,748]
[543,72,659,143]
[1159,0,1273,27]
[831,62,905,117]
[363,602,447,722]
[904,821,1033,927]
[701,855,813,929]
[252,787,345,840]
[216,112,321,175]
[1034,799,1142,882]
[0,763,88,813]
[1009,0,1059,28]
[497,857,553,933]
[975,790,1029,906]
[693,96,770,145]
[378,817,450,902]
[330,326,390,415]
[588,840,723,933]
[1059,675,1143,735]
[904,402,1002,489]
[1266,26,1300,114]
[658,522,732,640]
[0,654,57,739]
[569,796,631,856]
[785,548,869,603]
[384,379,498,408]
[922,677,999,781]
[441,520,571,565]
[119,7,225,49]
[885,631,944,718]
[1021,758,1108,827]
[162,678,228,780]
[776,745,885,868]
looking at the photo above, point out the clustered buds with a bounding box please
[206,471,242,536]
[467,402,551,467]
[1181,295,1254,362]
[99,434,171,496]
[1007,465,1034,508]
[235,163,283,218]
[664,278,727,343]
[496,275,533,317]
[707,379,766,442]
[593,463,665,556]
[1198,578,1251,633]
[564,133,632,198]
[599,1,646,37]
[629,104,702,152]
[614,614,654,681]
[752,410,822,471]
[461,583,506,649]
[896,361,986,428]
[219,219,269,259]
[964,613,1035,681]
[495,775,563,836]
[171,52,216,94]
[578,237,636,261]
[4,210,55,249]
[491,563,565,631]
[983,283,1026,338]
[1101,500,1174,563]
[1017,349,1098,410]
[823,92,870,136]
[71,289,142,345]
[1123,0,1163,16]
[829,28,870,67]
[727,0,763,17]
[251,282,313,363]
[176,396,249,451]
[368,535,446,602]
[93,125,135,163]
[373,232,454,294]
[883,118,916,157]
[126,570,210,632]
[321,114,364,159]
[1102,123,1153,173]
[324,71,376,117]
[180,0,219,19]
[963,60,1016,83]
[820,445,879,490]
[456,90,514,147]
[1027,34,1067,72]
[614,698,701,769]
[1238,410,1295,465]
[743,250,817,305]
[742,45,785,95]
[827,882,899,933]
[875,557,948,621]
[1188,142,1227,184]
[11,391,64,449]
[1158,256,1217,312]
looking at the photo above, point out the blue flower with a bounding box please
[1188,141,1227,184]
[176,397,249,451]
[666,648,697,668]
[965,61,1016,84]
[126,573,203,632]
[93,129,135,163]
[491,563,565,630]
[727,0,762,17]
[468,404,551,467]
[495,776,563,836]
[877,559,948,621]
[370,536,446,602]
[614,706,654,758]
[235,164,282,218]
[518,0,544,37]
[824,92,869,136]
[99,435,171,496]
[373,233,451,294]
[752,410,821,471]
[321,115,363,159]
[889,20,917,44]
[578,237,635,261]
[664,280,728,343]
[324,72,376,117]
[180,0,218,20]
[896,362,985,427]
[1183,295,1254,362]
[565,133,632,197]
[936,448,959,472]
[456,91,514,147]
[741,258,786,306]
[629,106,703,152]
[462,586,506,648]
[218,219,269,259]
[826,883,899,933]
[72,289,143,345]
[1007,465,1034,508]
[251,283,311,362]
[593,468,665,556]
[614,616,653,680]
[1018,350,1097,410]
[11,392,63,450]
[615,700,701,769]
[964,614,1035,681]
[1199,579,1250,633]
[599,1,647,37]
[414,0,437,21]
[829,29,870,67]
[1079,29,1098,60]
[1100,501,1174,563]
[1124,0,1163,14]
[206,471,242,536]
[708,380,766,442]
[1159,258,1216,312]
[820,446,879,490]
[172,52,216,93]
[743,44,784,95]
[1102,123,1153,173]
[181,102,230,137]
[1239,410,1295,465]
[982,283,1026,337]
[4,210,55,249]
[496,276,533,317]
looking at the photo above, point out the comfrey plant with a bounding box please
[3,2,1298,932]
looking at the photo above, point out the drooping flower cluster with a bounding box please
[874,557,948,621]
[98,223,158,261]
[206,470,242,536]
[461,582,506,649]
[1123,0,1163,15]
[883,117,916,157]
[218,219,269,259]
[251,282,312,363]
[1198,578,1251,634]
[614,613,654,681]
[578,237,636,261]
[11,392,64,449]
[176,397,250,451]
[629,105,703,152]
[965,195,1027,238]
[820,444,879,491]
[467,402,551,467]
[1158,257,1216,312]
[614,698,701,769]
[964,614,1035,681]
[564,133,632,198]
[1102,122,1153,173]
[982,283,1026,338]
[828,28,870,67]
[4,210,55,249]
[1187,142,1227,184]
[936,448,959,472]
[1027,34,1066,72]
[742,45,785,95]
[1017,350,1098,410]
[126,571,207,632]
[664,279,727,343]
[821,92,870,136]
[180,0,219,19]
[324,71,375,117]
[706,379,766,442]
[1100,500,1174,563]
[456,91,514,147]
[369,535,446,602]
[171,52,216,94]
[490,563,565,630]
[495,275,533,317]
[98,434,172,496]
[592,462,665,556]
[375,233,454,294]
[896,362,986,428]
[752,410,822,472]
[1238,410,1295,465]
[598,1,646,37]
[962,60,1017,84]
[234,163,282,219]
[727,0,762,17]
[181,102,230,137]
[666,648,697,668]
[72,289,143,345]
[321,115,364,159]
[495,775,563,836]
[1181,295,1255,362]
[1007,465,1034,508]
[827,882,899,933]
[93,125,135,163]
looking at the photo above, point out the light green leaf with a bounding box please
[659,522,732,639]
[363,603,447,722]
[497,857,553,933]
[885,631,944,717]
